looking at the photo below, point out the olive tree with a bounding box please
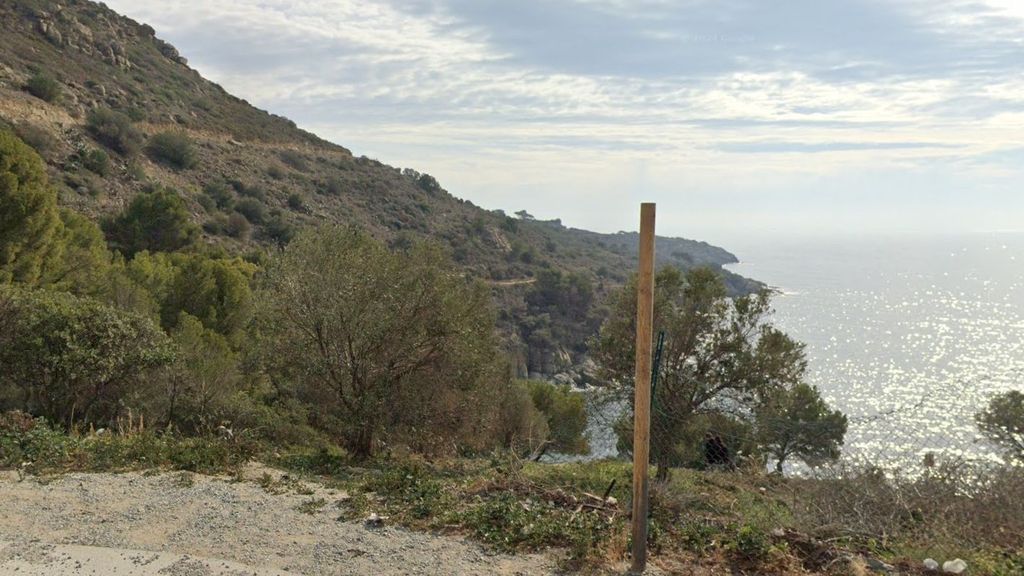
[259,226,497,459]
[976,390,1024,462]
[594,266,826,478]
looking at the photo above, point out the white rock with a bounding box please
[943,558,967,574]
[923,558,939,570]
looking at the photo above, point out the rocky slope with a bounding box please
[0,0,761,381]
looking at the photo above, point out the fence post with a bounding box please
[630,202,656,574]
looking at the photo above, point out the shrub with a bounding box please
[0,286,174,428]
[197,194,216,212]
[0,129,63,285]
[225,212,251,239]
[103,186,199,256]
[322,178,344,197]
[146,131,198,169]
[1,411,255,474]
[230,180,267,202]
[278,149,308,171]
[14,123,58,157]
[86,108,144,156]
[234,197,266,224]
[82,148,110,176]
[260,227,497,459]
[261,211,294,246]
[203,213,228,235]
[203,181,235,210]
[526,381,589,455]
[976,390,1024,461]
[286,193,306,211]
[25,73,61,103]
[266,163,286,180]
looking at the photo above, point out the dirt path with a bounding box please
[0,466,558,576]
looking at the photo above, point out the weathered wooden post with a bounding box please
[630,202,655,574]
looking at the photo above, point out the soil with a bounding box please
[0,465,558,576]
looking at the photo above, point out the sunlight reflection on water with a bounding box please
[726,233,1024,470]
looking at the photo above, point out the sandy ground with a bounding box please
[0,466,558,576]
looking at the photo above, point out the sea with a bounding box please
[554,232,1024,470]
[723,232,1024,471]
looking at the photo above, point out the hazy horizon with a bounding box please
[104,0,1024,243]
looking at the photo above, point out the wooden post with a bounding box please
[630,202,656,574]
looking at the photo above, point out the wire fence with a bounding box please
[572,375,1023,572]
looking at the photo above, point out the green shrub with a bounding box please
[321,178,343,196]
[279,149,308,171]
[82,148,110,176]
[230,180,266,202]
[1,411,255,474]
[86,108,143,156]
[525,381,589,455]
[203,181,235,210]
[25,73,61,103]
[146,131,198,169]
[234,197,266,224]
[225,212,251,239]
[127,158,147,181]
[197,194,216,212]
[261,211,294,246]
[286,192,306,211]
[0,287,174,428]
[103,186,199,256]
[0,129,63,285]
[13,123,57,157]
[266,163,286,180]
[203,213,228,235]
[0,411,70,468]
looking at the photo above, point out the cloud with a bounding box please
[102,0,1024,239]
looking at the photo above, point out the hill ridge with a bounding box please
[0,0,761,381]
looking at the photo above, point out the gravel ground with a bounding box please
[0,466,558,575]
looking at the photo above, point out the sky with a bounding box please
[104,0,1024,245]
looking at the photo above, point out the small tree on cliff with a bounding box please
[593,266,829,478]
[259,226,496,459]
[976,390,1024,462]
[757,382,847,472]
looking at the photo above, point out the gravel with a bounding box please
[0,466,557,575]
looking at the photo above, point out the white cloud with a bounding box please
[104,0,1024,239]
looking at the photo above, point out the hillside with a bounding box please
[0,0,761,381]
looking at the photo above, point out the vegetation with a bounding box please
[24,73,61,102]
[103,186,199,256]
[0,7,1019,573]
[0,286,173,428]
[976,390,1024,461]
[82,148,111,176]
[259,227,500,459]
[525,380,589,455]
[146,131,198,169]
[86,108,144,156]
[757,383,848,472]
[0,129,63,285]
[594,267,845,478]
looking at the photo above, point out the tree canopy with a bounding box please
[103,186,199,256]
[259,226,498,458]
[594,266,845,476]
[0,129,64,285]
[0,286,173,428]
[976,390,1024,462]
[757,382,847,472]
